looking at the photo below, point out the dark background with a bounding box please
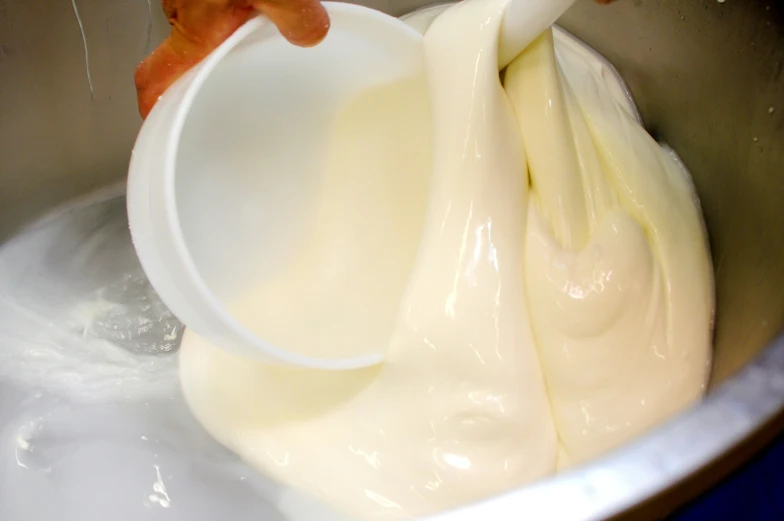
[670,434,784,521]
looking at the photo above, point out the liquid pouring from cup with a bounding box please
[128,0,601,370]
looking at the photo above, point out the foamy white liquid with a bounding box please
[0,198,318,521]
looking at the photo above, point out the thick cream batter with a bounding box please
[508,29,713,466]
[179,0,714,518]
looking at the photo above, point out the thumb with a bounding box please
[251,0,330,47]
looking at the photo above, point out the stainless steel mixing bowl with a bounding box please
[0,0,782,520]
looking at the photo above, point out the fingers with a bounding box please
[251,0,330,47]
[134,42,196,120]
[135,0,254,118]
[135,0,329,119]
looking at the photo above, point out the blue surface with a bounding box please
[669,434,784,521]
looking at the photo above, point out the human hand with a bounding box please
[135,0,330,119]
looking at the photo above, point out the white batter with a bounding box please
[179,0,714,518]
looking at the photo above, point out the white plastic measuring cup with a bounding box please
[127,2,426,369]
